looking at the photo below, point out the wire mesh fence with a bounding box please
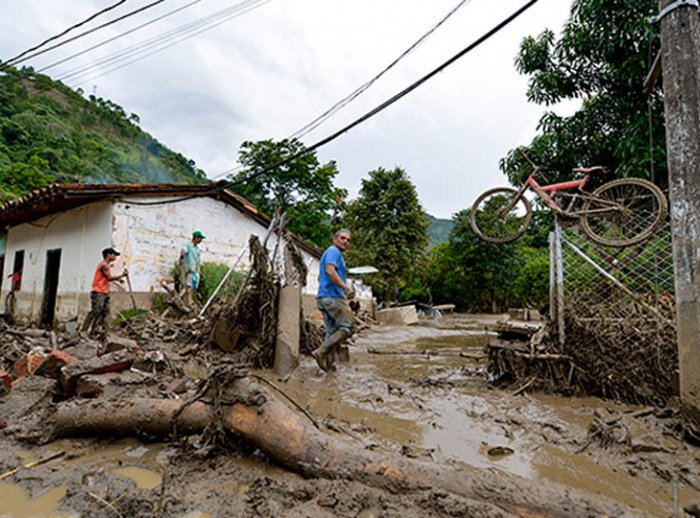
[488,218,679,406]
[554,222,678,405]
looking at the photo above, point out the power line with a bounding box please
[56,0,257,80]
[289,0,474,141]
[39,0,202,73]
[126,0,540,207]
[56,0,269,83]
[211,0,474,181]
[0,0,167,70]
[3,0,127,66]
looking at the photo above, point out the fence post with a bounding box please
[549,231,556,323]
[658,0,700,431]
[554,218,565,346]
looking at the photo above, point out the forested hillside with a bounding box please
[0,67,206,202]
[427,214,453,247]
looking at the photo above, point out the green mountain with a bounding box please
[427,214,453,247]
[0,66,206,202]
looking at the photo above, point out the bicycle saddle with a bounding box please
[571,166,605,174]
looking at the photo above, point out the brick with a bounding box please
[0,377,57,439]
[61,349,136,397]
[14,358,27,379]
[15,354,48,378]
[0,370,13,393]
[75,375,104,399]
[34,350,79,379]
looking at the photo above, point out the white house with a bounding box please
[0,183,372,326]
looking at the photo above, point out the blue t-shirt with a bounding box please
[317,245,346,298]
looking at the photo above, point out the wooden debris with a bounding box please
[53,375,630,517]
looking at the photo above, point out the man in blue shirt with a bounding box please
[313,229,354,372]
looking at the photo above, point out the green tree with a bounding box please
[230,138,347,247]
[0,155,53,200]
[501,0,665,187]
[344,167,429,303]
[447,209,526,312]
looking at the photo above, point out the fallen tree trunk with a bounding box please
[53,377,631,517]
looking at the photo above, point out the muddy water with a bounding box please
[266,313,699,516]
[0,484,73,518]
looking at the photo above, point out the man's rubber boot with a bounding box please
[313,328,350,372]
[311,345,330,371]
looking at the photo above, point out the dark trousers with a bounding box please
[83,291,110,337]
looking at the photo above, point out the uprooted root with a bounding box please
[218,235,280,368]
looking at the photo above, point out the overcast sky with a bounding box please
[0,0,575,219]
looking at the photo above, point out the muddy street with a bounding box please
[1,314,699,517]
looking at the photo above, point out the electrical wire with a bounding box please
[3,0,127,66]
[289,0,473,140]
[67,0,272,83]
[0,0,167,70]
[125,0,540,207]
[56,0,267,83]
[39,0,202,73]
[56,0,259,80]
[211,0,474,181]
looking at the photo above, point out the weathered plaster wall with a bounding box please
[2,195,373,325]
[112,197,323,297]
[1,202,112,322]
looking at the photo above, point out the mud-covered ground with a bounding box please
[1,314,699,517]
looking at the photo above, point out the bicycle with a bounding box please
[469,154,668,248]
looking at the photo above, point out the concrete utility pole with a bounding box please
[657,0,700,431]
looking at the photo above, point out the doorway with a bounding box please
[41,249,61,327]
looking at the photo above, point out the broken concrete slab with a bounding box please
[60,349,136,397]
[76,371,156,400]
[507,307,543,322]
[376,306,419,326]
[165,378,189,395]
[103,334,139,354]
[0,376,57,441]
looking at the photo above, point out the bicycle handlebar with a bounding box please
[517,149,538,170]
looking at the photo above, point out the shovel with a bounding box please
[125,272,138,311]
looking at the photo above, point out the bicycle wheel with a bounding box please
[580,178,667,247]
[470,187,532,243]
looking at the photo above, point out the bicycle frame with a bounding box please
[525,174,590,216]
[503,173,589,219]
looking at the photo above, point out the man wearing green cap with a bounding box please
[179,230,205,304]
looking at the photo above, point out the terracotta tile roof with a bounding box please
[0,182,321,258]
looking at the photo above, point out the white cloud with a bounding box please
[0,0,574,218]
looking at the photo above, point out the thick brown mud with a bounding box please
[1,314,698,516]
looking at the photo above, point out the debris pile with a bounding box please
[488,297,678,406]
